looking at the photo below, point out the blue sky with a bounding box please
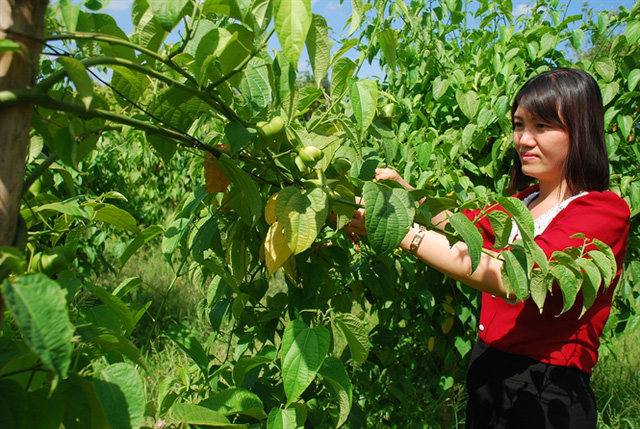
[93,0,636,77]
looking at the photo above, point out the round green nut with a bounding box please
[258,116,285,137]
[35,251,69,276]
[298,146,324,167]
[331,158,352,176]
[380,103,395,120]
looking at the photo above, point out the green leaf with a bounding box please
[93,363,145,429]
[113,277,143,299]
[84,282,144,337]
[456,89,479,119]
[218,24,254,82]
[586,249,614,290]
[38,198,88,218]
[267,407,305,429]
[377,29,398,73]
[486,210,512,249]
[57,55,93,110]
[539,33,558,55]
[628,69,640,92]
[333,313,370,366]
[217,154,263,225]
[84,0,109,11]
[306,14,331,87]
[501,246,529,301]
[330,57,356,99]
[2,274,73,379]
[119,225,164,270]
[0,379,26,429]
[550,262,582,315]
[238,58,272,118]
[163,325,210,380]
[275,187,328,254]
[529,268,549,313]
[202,0,244,21]
[0,39,22,53]
[571,28,585,50]
[593,238,617,288]
[498,196,536,271]
[576,258,602,316]
[171,402,239,426]
[432,76,450,101]
[23,387,64,429]
[274,0,312,67]
[448,212,484,273]
[626,20,640,45]
[147,0,189,31]
[600,81,619,106]
[281,320,330,406]
[349,0,364,36]
[350,79,378,134]
[162,217,191,261]
[199,388,267,420]
[319,358,352,427]
[152,88,210,132]
[363,182,415,254]
[91,203,139,233]
[53,126,78,170]
[233,355,274,387]
[594,57,616,82]
[146,134,177,164]
[618,114,633,139]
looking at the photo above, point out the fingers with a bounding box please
[375,167,400,181]
[342,208,367,236]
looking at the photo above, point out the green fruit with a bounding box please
[293,155,308,174]
[298,146,324,167]
[380,103,395,119]
[258,116,285,137]
[37,253,68,275]
[331,158,351,176]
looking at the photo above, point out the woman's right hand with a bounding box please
[375,168,413,189]
[375,168,412,190]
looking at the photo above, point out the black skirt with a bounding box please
[466,340,597,429]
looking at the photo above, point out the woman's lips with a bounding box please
[521,152,538,161]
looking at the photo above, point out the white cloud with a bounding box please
[513,3,532,16]
[105,0,133,11]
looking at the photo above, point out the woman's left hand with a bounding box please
[342,197,367,236]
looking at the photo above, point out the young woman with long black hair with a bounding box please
[345,68,630,428]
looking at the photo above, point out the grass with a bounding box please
[594,326,640,428]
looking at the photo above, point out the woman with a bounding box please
[345,68,630,428]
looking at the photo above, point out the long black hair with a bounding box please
[509,68,609,193]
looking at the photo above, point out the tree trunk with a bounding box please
[0,0,49,323]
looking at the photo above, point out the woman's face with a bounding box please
[513,105,570,187]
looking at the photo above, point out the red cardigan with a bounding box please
[463,185,630,373]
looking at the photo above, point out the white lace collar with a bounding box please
[508,191,588,243]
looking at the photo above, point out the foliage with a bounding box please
[1,0,639,427]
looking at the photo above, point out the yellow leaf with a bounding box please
[428,336,435,352]
[441,317,454,334]
[264,222,293,274]
[265,193,278,225]
[442,303,456,315]
[204,147,231,193]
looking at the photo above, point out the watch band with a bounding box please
[409,226,426,253]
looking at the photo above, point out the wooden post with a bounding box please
[0,0,49,323]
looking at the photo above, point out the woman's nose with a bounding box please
[518,129,536,146]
